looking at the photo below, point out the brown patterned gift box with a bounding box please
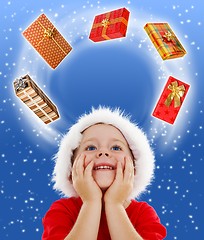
[144,23,186,60]
[13,74,60,124]
[23,14,72,69]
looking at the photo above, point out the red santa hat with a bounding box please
[52,106,155,199]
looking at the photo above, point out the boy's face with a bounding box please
[73,124,134,191]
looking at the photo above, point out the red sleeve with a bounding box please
[128,201,167,240]
[42,199,80,240]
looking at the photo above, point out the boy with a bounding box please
[42,107,167,239]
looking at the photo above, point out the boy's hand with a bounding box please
[104,156,134,206]
[72,154,102,203]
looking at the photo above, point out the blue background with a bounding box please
[0,0,203,239]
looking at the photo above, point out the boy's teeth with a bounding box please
[95,166,114,170]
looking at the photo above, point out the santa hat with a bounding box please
[52,106,155,199]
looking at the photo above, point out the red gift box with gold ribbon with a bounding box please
[152,76,190,124]
[23,14,72,69]
[89,7,130,42]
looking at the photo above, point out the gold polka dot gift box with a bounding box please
[13,74,60,124]
[144,22,187,60]
[22,14,72,69]
[89,7,130,42]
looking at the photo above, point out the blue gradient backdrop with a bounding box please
[0,1,203,239]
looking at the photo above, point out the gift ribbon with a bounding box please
[36,21,67,55]
[163,30,174,41]
[101,18,110,28]
[14,77,28,91]
[22,88,54,123]
[92,12,128,40]
[162,30,184,53]
[164,81,186,108]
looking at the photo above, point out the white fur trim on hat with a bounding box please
[52,106,155,199]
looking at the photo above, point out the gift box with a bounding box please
[89,7,130,42]
[14,74,60,124]
[23,14,72,69]
[144,23,186,60]
[152,76,190,124]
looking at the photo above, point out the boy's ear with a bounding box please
[134,168,136,176]
[133,158,136,175]
[71,148,78,165]
[68,173,73,183]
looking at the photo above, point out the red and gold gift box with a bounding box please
[23,14,72,69]
[152,76,190,124]
[89,7,130,42]
[14,74,60,124]
[144,23,187,60]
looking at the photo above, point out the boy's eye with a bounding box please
[86,145,97,151]
[111,145,122,151]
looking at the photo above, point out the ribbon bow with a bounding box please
[36,22,67,55]
[44,27,55,38]
[163,30,174,42]
[101,18,110,27]
[162,30,184,53]
[14,77,27,91]
[164,81,185,108]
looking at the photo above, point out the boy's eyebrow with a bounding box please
[110,138,128,146]
[82,137,128,146]
[81,137,97,144]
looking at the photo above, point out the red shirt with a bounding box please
[42,197,167,240]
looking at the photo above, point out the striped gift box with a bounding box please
[144,23,186,60]
[14,74,60,124]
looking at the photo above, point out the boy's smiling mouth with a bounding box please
[94,165,114,170]
[93,163,116,171]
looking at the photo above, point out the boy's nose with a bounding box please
[97,152,109,157]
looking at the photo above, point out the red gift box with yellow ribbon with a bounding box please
[152,76,190,124]
[23,14,72,69]
[89,7,130,42]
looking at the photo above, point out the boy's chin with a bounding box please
[95,179,114,191]
[100,185,111,192]
[93,171,115,190]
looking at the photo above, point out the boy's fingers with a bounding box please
[72,154,79,178]
[115,161,123,181]
[74,154,85,178]
[84,160,94,178]
[124,156,134,182]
